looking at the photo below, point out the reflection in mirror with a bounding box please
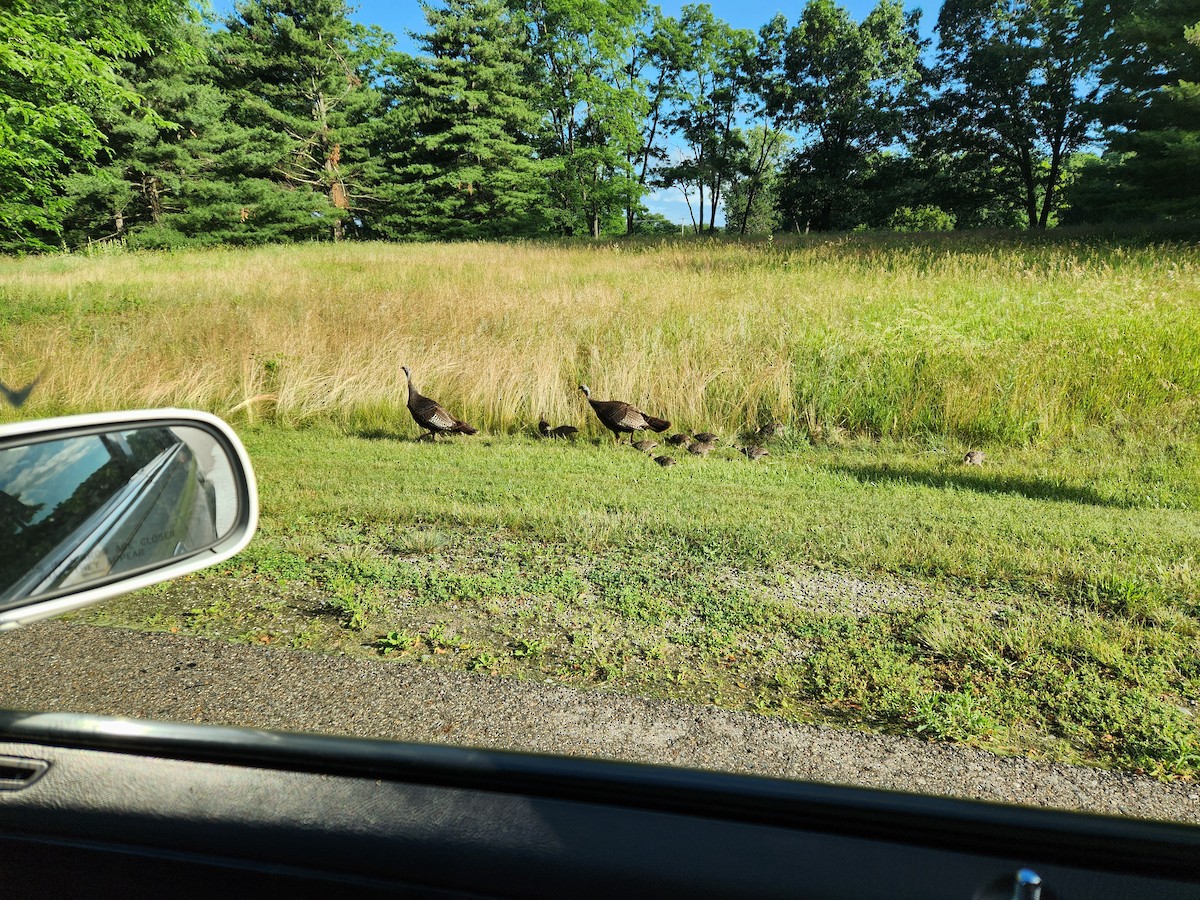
[0,425,238,606]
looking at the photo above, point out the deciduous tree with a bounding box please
[933,0,1100,229]
[658,5,755,234]
[0,0,192,250]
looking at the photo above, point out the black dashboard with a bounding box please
[1,711,1198,899]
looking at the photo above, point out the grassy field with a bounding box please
[3,234,1199,778]
[2,233,1198,442]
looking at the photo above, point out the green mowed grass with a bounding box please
[80,426,1200,778]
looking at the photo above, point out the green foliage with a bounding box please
[1,0,1196,251]
[722,126,790,235]
[655,6,756,234]
[1075,0,1200,222]
[377,0,548,240]
[932,0,1101,230]
[763,0,924,232]
[0,0,192,251]
[214,0,391,242]
[887,205,956,232]
[516,0,650,237]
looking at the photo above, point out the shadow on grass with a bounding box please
[350,428,473,443]
[349,427,406,441]
[830,461,1126,508]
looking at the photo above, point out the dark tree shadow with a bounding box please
[830,461,1127,509]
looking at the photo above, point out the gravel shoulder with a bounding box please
[2,619,1199,825]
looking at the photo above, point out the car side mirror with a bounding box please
[0,410,258,631]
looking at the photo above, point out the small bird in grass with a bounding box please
[963,450,985,467]
[633,439,658,453]
[0,369,45,408]
[654,455,677,467]
[740,446,769,461]
[756,422,786,440]
[401,366,477,440]
[538,417,578,439]
[579,384,670,444]
[693,432,719,444]
[687,440,716,457]
[666,433,690,446]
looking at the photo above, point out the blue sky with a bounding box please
[322,1,941,49]
[208,1,940,50]
[209,1,941,225]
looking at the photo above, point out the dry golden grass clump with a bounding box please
[1,236,1197,444]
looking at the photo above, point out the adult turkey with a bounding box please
[401,366,477,440]
[579,384,670,443]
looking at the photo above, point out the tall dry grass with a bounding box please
[1,235,1198,443]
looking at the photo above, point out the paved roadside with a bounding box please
[2,620,1198,824]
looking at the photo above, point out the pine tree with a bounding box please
[1070,0,1200,222]
[214,0,389,241]
[378,0,547,240]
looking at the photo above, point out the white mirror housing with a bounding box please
[0,410,258,631]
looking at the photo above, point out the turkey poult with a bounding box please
[401,366,477,440]
[963,449,985,466]
[539,417,578,439]
[578,385,670,443]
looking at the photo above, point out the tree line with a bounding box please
[3,0,1198,252]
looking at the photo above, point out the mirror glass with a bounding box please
[0,425,239,606]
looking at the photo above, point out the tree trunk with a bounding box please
[1038,133,1065,230]
[1018,147,1038,230]
[326,142,348,241]
[142,175,163,226]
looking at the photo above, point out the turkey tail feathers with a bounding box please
[645,415,671,433]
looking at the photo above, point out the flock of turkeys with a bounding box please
[401,366,774,465]
[402,366,985,467]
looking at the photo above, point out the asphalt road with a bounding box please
[2,620,1198,825]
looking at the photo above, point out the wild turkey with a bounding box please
[579,385,670,443]
[756,422,786,440]
[963,450,985,467]
[666,433,690,446]
[740,445,768,461]
[633,439,658,453]
[654,455,677,467]
[687,439,716,457]
[401,366,477,440]
[693,432,719,443]
[537,416,577,439]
